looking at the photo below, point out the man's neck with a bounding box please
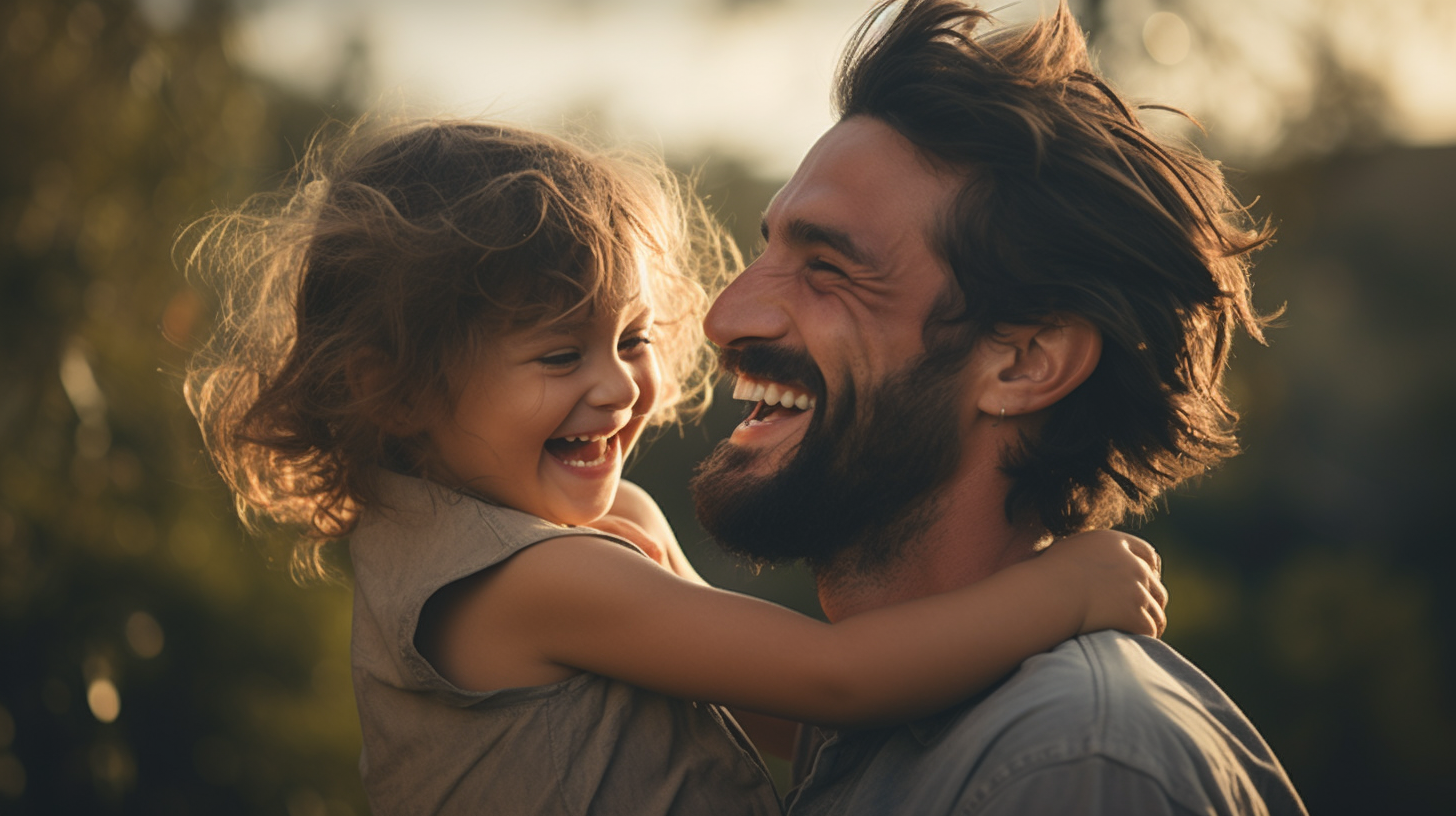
[814,458,1046,622]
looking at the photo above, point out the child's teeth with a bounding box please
[563,452,608,467]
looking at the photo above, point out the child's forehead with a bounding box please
[526,288,657,335]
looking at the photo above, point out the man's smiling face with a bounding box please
[706,115,964,464]
[692,116,975,566]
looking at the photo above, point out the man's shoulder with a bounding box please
[922,631,1206,767]
[966,630,1231,741]
[788,633,1305,816]
[923,631,1303,814]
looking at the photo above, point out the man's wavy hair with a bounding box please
[836,0,1275,534]
[184,119,729,579]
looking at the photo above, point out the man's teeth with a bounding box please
[731,378,816,410]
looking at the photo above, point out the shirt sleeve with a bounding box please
[969,756,1204,816]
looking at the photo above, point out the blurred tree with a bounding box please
[1064,4,1456,810]
[0,0,366,813]
[1138,144,1456,815]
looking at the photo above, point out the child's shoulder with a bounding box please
[352,471,580,585]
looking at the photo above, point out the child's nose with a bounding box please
[587,356,640,411]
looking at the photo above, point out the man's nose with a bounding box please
[704,261,792,348]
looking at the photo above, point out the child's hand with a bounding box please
[1041,530,1168,638]
[588,514,671,570]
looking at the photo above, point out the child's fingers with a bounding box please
[588,516,669,568]
[1120,534,1161,577]
[1147,587,1167,637]
[1147,569,1169,610]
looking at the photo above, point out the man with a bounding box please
[690,1,1308,813]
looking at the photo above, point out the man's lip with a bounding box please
[728,394,813,450]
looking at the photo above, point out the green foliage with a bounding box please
[1136,146,1456,814]
[0,0,364,813]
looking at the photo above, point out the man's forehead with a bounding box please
[762,117,961,258]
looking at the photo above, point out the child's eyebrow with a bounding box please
[534,315,591,337]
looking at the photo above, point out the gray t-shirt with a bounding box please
[350,471,782,816]
[787,631,1307,816]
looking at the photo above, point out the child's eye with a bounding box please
[538,351,581,368]
[619,335,653,355]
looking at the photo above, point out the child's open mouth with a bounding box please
[544,432,616,469]
[733,376,817,426]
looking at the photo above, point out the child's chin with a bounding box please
[555,498,614,528]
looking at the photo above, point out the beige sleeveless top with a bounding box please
[349,471,782,816]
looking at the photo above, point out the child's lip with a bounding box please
[552,426,621,443]
[549,438,614,469]
[545,420,639,472]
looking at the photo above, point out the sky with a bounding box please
[213,0,1456,177]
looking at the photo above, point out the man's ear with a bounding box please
[346,350,426,437]
[973,315,1101,420]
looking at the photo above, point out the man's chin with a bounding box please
[693,345,973,571]
[690,440,810,565]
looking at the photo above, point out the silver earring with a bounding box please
[993,407,1005,427]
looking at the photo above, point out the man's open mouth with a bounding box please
[733,375,817,424]
[544,431,617,468]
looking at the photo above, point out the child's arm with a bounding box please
[424,529,1165,729]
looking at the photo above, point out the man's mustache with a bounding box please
[717,344,827,399]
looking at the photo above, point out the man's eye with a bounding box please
[539,352,580,368]
[807,258,845,275]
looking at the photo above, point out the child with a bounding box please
[185,119,1166,816]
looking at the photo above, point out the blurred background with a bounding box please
[2,0,1453,813]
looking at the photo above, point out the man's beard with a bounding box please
[691,345,969,574]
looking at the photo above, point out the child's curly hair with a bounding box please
[184,118,731,579]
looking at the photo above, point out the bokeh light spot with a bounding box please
[113,507,158,556]
[88,738,135,794]
[4,7,48,58]
[0,754,25,798]
[286,786,328,816]
[1143,11,1192,66]
[126,611,165,658]
[168,517,212,569]
[161,287,203,347]
[86,679,121,723]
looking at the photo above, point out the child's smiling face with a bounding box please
[424,293,660,526]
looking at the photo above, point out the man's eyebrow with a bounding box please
[760,216,877,267]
